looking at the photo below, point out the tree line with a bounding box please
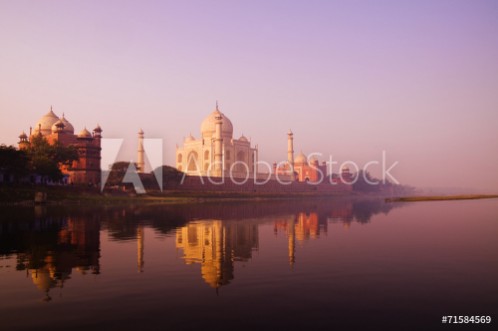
[0,135,78,183]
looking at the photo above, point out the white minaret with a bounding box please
[137,129,145,173]
[214,105,223,177]
[287,130,295,180]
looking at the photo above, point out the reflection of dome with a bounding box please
[60,114,74,134]
[30,269,55,292]
[294,151,307,164]
[185,133,195,143]
[77,128,92,139]
[34,108,60,136]
[200,106,233,139]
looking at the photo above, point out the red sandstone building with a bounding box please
[18,107,102,185]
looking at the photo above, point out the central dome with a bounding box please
[294,151,308,164]
[34,108,60,136]
[200,107,233,139]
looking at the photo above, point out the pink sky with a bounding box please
[1,0,497,191]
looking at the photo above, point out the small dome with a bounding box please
[309,155,319,164]
[93,124,102,133]
[77,128,92,139]
[60,114,74,134]
[294,151,307,164]
[34,107,60,136]
[239,134,248,142]
[200,105,233,139]
[185,133,196,143]
[19,131,27,139]
[51,120,65,133]
[138,128,144,135]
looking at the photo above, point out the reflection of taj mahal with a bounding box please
[176,103,258,178]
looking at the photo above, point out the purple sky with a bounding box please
[1,0,497,191]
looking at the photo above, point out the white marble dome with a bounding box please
[34,109,60,136]
[200,107,233,139]
[185,133,196,143]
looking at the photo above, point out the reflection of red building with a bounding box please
[23,216,101,301]
[18,107,102,185]
[274,212,326,267]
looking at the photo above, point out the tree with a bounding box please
[26,135,79,182]
[0,145,29,182]
[352,170,381,193]
[105,161,137,187]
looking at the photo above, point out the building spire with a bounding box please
[216,100,219,111]
[137,129,145,173]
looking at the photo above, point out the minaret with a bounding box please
[137,129,145,173]
[93,124,103,146]
[214,104,223,177]
[18,131,29,150]
[287,130,295,180]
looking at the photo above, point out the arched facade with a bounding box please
[176,104,258,177]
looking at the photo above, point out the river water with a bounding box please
[0,198,496,330]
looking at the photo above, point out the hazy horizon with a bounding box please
[1,0,497,192]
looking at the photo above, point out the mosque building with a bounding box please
[18,107,102,185]
[175,103,259,178]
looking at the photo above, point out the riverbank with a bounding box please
[0,185,366,206]
[385,194,498,203]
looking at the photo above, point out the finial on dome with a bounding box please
[216,100,219,111]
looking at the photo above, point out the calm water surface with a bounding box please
[0,198,497,331]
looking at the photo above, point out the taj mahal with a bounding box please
[175,103,259,178]
[173,103,346,184]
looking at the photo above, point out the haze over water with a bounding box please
[0,198,497,330]
[1,1,497,192]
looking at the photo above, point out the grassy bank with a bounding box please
[386,194,498,203]
[0,185,360,206]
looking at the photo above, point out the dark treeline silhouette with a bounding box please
[0,137,78,183]
[352,170,415,196]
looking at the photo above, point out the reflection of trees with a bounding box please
[352,199,396,224]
